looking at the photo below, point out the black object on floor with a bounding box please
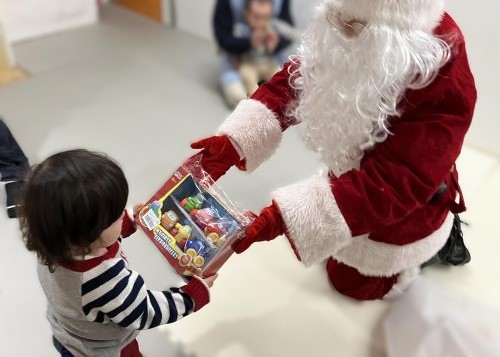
[422,214,471,268]
[5,181,23,219]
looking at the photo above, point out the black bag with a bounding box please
[422,214,471,267]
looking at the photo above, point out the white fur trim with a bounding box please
[335,213,454,277]
[384,268,421,300]
[325,0,445,33]
[218,99,282,172]
[273,173,352,266]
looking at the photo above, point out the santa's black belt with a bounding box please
[428,183,448,205]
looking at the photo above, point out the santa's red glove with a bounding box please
[233,202,286,254]
[191,136,245,181]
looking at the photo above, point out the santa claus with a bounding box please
[191,0,477,300]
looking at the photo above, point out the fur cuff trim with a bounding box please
[325,0,445,33]
[273,174,352,266]
[335,213,454,277]
[218,99,282,172]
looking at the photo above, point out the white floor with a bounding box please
[1,5,499,357]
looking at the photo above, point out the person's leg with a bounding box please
[261,58,282,81]
[220,54,247,108]
[239,62,261,97]
[0,119,29,182]
[221,81,247,108]
[0,119,29,218]
[326,258,399,301]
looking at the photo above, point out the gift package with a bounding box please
[136,158,252,277]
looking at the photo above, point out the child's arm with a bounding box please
[120,204,142,238]
[81,259,211,330]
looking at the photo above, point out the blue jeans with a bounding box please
[0,119,29,182]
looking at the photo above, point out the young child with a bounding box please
[20,149,216,356]
[214,0,293,107]
[238,0,282,96]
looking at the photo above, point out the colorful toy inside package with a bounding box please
[137,159,253,277]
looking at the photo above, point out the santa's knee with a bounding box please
[326,258,401,301]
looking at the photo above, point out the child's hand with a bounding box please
[133,204,143,217]
[194,269,218,288]
[203,274,218,288]
[251,29,267,49]
[122,205,143,238]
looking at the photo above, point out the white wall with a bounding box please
[175,0,215,41]
[292,0,318,31]
[0,0,98,43]
[162,0,173,26]
[446,2,500,156]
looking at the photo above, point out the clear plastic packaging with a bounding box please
[137,156,253,277]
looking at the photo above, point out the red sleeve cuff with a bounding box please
[181,276,210,312]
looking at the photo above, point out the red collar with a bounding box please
[60,242,120,272]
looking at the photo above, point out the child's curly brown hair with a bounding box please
[20,149,128,272]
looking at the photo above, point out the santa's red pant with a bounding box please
[326,258,400,300]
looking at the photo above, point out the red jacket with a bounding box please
[218,14,477,277]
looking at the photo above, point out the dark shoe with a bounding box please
[5,181,23,219]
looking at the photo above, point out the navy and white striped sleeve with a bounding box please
[81,259,210,330]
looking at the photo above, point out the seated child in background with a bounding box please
[214,0,294,107]
[20,149,217,357]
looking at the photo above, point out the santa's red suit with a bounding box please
[192,0,477,300]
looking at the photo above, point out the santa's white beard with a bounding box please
[289,4,451,176]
